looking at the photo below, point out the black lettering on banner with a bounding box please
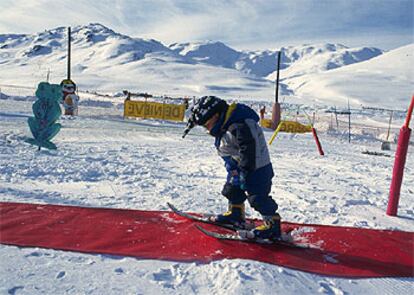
[165,106,171,118]
[127,102,134,114]
[156,105,162,117]
[135,103,145,116]
[147,104,152,116]
[124,101,185,121]
[172,107,179,117]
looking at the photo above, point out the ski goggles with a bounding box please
[62,85,75,91]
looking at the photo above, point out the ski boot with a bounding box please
[251,213,281,240]
[210,203,246,228]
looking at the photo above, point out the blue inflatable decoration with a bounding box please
[25,82,62,150]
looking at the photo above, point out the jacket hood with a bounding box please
[222,103,259,130]
[210,103,259,139]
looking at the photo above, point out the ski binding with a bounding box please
[195,224,307,248]
[167,202,255,231]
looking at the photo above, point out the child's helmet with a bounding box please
[182,96,227,138]
[60,79,77,92]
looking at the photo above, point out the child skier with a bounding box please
[183,96,281,240]
[60,79,79,116]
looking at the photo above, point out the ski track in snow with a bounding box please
[0,100,413,295]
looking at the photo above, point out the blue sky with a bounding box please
[0,0,412,50]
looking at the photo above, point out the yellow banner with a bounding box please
[260,119,273,129]
[268,121,313,145]
[279,121,312,133]
[124,100,186,121]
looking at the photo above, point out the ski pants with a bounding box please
[221,180,278,216]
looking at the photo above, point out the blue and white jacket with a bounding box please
[210,103,274,187]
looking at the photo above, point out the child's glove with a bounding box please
[229,170,246,190]
[223,156,238,171]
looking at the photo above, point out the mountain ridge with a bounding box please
[0,23,384,78]
[1,23,412,108]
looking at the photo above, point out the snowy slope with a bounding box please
[1,23,398,106]
[0,24,277,98]
[0,23,171,64]
[284,44,414,108]
[0,97,413,294]
[170,41,383,78]
[169,41,242,68]
[269,44,383,79]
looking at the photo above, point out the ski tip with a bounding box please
[194,224,215,236]
[194,224,206,232]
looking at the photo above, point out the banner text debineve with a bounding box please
[124,100,186,122]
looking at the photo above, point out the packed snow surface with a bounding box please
[0,97,413,294]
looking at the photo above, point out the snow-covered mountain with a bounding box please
[169,41,241,68]
[268,44,383,79]
[284,44,413,109]
[0,23,412,108]
[0,23,178,70]
[169,41,383,79]
[0,24,274,97]
[0,23,383,78]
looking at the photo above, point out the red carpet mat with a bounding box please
[1,202,413,278]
